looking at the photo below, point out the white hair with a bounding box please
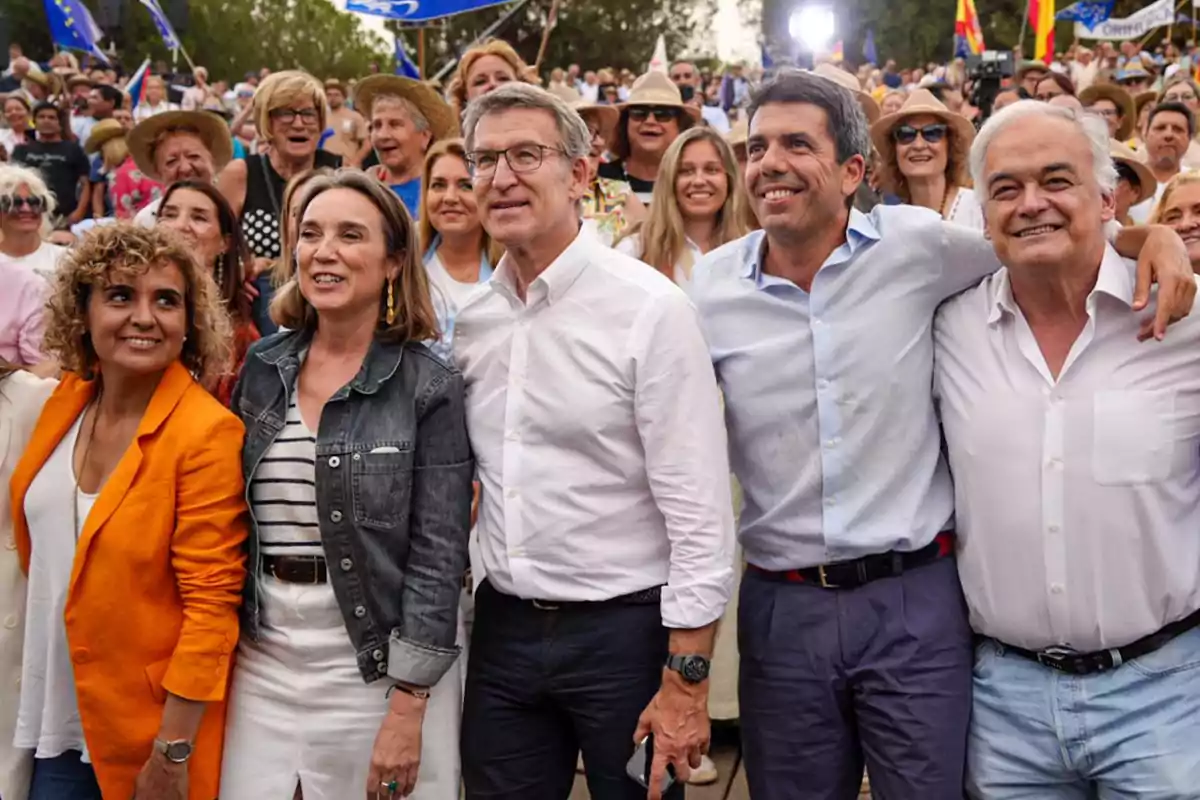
[970,100,1117,205]
[0,163,56,238]
[372,94,430,133]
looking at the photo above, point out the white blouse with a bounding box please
[614,232,702,290]
[16,413,95,762]
[945,189,984,231]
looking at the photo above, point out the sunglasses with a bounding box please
[0,194,46,214]
[629,106,682,123]
[893,123,948,145]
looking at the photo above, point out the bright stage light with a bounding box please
[788,5,836,53]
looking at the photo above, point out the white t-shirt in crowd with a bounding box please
[946,189,985,232]
[1129,177,1175,224]
[580,83,600,103]
[615,231,701,290]
[133,101,179,123]
[425,251,488,313]
[1,242,66,281]
[15,414,95,763]
[134,197,162,228]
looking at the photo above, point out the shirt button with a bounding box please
[813,318,824,326]
[3,614,17,629]
[1050,584,1064,595]
[329,456,341,468]
[506,430,519,441]
[340,558,354,571]
[817,379,830,391]
[825,496,836,507]
[354,605,367,618]
[507,488,519,498]
[1048,525,1060,534]
[4,537,14,551]
[372,649,385,661]
[1048,458,1063,469]
[72,648,91,664]
[330,510,343,523]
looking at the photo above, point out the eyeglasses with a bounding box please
[893,123,948,145]
[0,194,46,214]
[270,108,320,124]
[629,106,682,123]
[1164,91,1197,103]
[1090,106,1120,119]
[465,143,566,176]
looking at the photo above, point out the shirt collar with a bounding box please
[741,207,882,282]
[988,243,1134,326]
[490,225,591,306]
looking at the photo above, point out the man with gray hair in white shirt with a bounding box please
[934,100,1200,799]
[453,83,735,800]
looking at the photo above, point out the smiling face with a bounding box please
[626,106,683,160]
[894,112,950,183]
[87,261,189,379]
[1156,181,1200,266]
[675,139,728,222]
[158,188,228,270]
[981,114,1113,275]
[0,184,47,239]
[471,107,588,248]
[3,98,28,132]
[466,55,518,102]
[745,102,864,244]
[426,154,481,238]
[370,98,432,177]
[296,187,398,323]
[268,98,321,161]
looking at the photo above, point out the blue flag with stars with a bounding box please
[348,0,511,23]
[395,39,420,78]
[1055,0,1115,31]
[43,0,109,63]
[139,0,182,50]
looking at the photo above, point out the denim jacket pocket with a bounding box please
[352,448,414,530]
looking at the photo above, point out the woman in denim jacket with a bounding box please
[221,169,474,800]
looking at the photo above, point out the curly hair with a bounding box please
[42,222,233,384]
[877,121,972,202]
[450,39,531,115]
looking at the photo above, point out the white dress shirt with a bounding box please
[934,245,1200,652]
[452,228,735,629]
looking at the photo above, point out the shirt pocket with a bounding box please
[1092,390,1175,486]
[351,448,414,530]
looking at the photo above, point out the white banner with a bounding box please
[1076,0,1174,39]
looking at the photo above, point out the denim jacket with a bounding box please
[231,328,474,686]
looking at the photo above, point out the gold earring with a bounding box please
[386,280,396,325]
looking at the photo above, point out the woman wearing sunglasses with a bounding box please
[871,88,981,229]
[0,164,67,281]
[597,71,699,204]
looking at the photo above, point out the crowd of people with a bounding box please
[1,25,1200,800]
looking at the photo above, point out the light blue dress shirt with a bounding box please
[689,205,998,570]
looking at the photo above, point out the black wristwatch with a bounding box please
[665,654,711,684]
[154,738,194,764]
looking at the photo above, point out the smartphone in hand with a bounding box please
[625,735,676,794]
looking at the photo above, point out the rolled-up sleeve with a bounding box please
[632,291,736,630]
[163,415,249,702]
[388,368,474,687]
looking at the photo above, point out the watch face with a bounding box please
[164,741,193,762]
[681,656,710,683]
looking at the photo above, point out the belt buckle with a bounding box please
[1035,645,1076,672]
[818,565,838,589]
[531,599,560,611]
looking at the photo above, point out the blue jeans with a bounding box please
[968,626,1200,799]
[29,750,102,800]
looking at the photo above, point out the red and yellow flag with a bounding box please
[1030,0,1056,64]
[955,0,985,56]
[830,40,845,63]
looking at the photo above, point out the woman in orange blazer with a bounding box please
[9,223,248,800]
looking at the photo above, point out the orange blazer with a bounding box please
[10,360,249,800]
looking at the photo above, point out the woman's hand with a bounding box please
[131,750,188,800]
[366,688,427,798]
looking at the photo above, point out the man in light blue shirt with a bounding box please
[689,71,1191,800]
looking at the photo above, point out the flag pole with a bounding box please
[534,0,561,71]
[1018,0,1031,56]
[418,28,426,78]
[432,0,533,81]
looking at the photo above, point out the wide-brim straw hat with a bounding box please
[1016,60,1051,83]
[352,74,459,142]
[616,71,702,123]
[66,72,94,91]
[727,116,748,150]
[869,88,975,171]
[84,118,125,155]
[23,68,61,96]
[1135,89,1159,117]
[127,109,234,182]
[1110,139,1156,206]
[810,63,881,124]
[1080,83,1135,141]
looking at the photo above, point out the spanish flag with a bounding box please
[1029,0,1056,64]
[830,40,845,63]
[955,0,985,56]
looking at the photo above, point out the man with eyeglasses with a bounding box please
[454,82,734,800]
[669,60,730,133]
[11,103,90,229]
[1130,102,1195,223]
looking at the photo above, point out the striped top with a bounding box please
[250,397,324,557]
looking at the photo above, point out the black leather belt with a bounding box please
[999,608,1200,676]
[483,580,662,612]
[747,531,956,590]
[263,554,328,584]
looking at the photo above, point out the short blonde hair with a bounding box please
[43,222,232,383]
[451,39,529,114]
[269,169,440,345]
[1149,171,1200,225]
[0,163,56,237]
[254,70,328,140]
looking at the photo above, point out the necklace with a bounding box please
[72,391,103,541]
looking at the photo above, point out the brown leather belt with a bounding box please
[263,554,328,584]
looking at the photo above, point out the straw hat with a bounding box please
[23,68,61,96]
[1134,89,1159,118]
[1116,64,1155,85]
[810,63,881,123]
[870,88,975,171]
[66,72,94,91]
[1109,139,1156,206]
[547,83,581,103]
[352,74,459,142]
[1016,60,1050,83]
[617,72,702,122]
[84,119,125,155]
[1080,83,1135,141]
[727,116,748,159]
[127,110,234,182]
[323,77,348,95]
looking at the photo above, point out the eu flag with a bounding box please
[43,0,109,63]
[1055,0,1115,31]
[862,29,878,66]
[348,0,512,23]
[139,0,182,50]
[395,39,420,79]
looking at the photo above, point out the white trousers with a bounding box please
[220,576,463,799]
